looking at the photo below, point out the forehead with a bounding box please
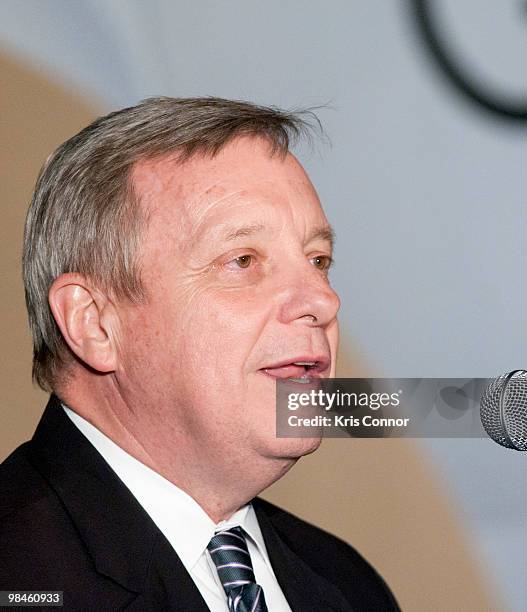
[132,136,326,244]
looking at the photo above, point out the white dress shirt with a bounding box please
[63,405,292,612]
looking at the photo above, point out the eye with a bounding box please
[310,255,333,272]
[220,252,259,275]
[234,254,253,268]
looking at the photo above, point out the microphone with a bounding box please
[480,370,527,450]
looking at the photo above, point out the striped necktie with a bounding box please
[207,526,269,612]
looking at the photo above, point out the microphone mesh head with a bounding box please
[480,370,527,451]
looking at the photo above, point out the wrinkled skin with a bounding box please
[53,136,340,520]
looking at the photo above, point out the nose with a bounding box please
[277,263,340,328]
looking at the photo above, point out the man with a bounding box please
[0,97,399,611]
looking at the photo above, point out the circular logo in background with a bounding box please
[412,0,527,121]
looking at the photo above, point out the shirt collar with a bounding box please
[215,503,270,562]
[62,404,271,572]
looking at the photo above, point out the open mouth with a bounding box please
[260,358,329,383]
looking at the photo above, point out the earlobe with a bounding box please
[48,274,118,373]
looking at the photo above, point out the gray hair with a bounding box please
[23,96,321,391]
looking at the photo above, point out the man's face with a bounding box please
[118,137,339,471]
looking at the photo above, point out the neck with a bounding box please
[55,371,295,523]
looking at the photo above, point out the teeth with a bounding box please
[288,376,313,384]
[293,361,316,367]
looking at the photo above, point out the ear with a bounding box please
[48,273,120,373]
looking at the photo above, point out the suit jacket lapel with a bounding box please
[27,396,353,611]
[254,499,354,612]
[27,395,209,611]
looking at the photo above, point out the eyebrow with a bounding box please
[224,224,266,241]
[223,223,335,248]
[306,225,335,249]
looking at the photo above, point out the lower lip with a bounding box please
[259,370,321,384]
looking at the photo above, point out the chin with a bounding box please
[263,435,323,461]
[290,436,323,458]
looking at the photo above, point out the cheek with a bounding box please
[173,288,271,374]
[115,311,168,395]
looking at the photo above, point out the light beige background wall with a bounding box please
[1,50,98,454]
[1,50,501,611]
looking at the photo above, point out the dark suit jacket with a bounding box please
[0,395,399,611]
